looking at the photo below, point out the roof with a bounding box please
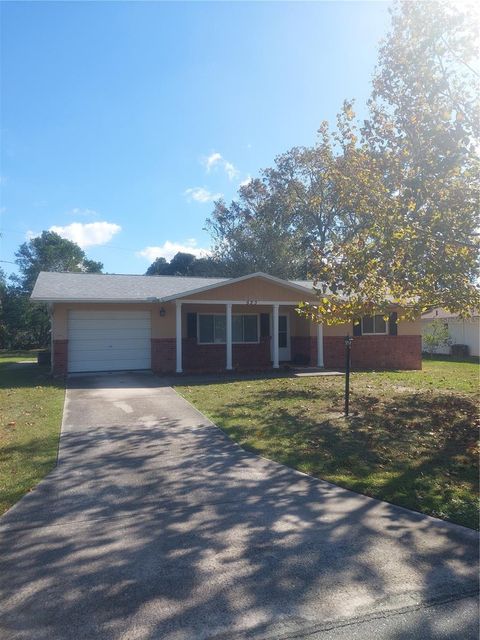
[422,308,479,320]
[30,271,315,303]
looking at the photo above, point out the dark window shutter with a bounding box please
[389,312,398,336]
[260,313,270,338]
[353,319,362,336]
[187,313,197,339]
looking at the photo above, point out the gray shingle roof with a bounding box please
[30,271,315,302]
[31,272,229,302]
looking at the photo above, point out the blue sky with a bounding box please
[0,0,391,275]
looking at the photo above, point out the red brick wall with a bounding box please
[291,336,317,365]
[232,337,271,370]
[151,338,176,373]
[57,334,421,375]
[53,339,68,375]
[182,337,271,372]
[324,335,422,370]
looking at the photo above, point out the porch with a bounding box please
[154,300,324,374]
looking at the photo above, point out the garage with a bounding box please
[68,310,151,373]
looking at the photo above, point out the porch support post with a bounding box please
[316,322,324,368]
[272,303,280,369]
[226,303,233,370]
[48,303,54,375]
[175,301,183,373]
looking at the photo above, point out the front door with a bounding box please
[278,314,291,361]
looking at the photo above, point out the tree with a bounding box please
[14,230,103,293]
[145,252,225,277]
[0,231,104,350]
[0,282,50,349]
[423,319,451,355]
[146,257,168,275]
[206,123,351,278]
[302,0,480,325]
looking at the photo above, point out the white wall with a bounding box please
[422,318,480,357]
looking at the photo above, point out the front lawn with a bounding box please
[175,358,479,529]
[0,349,41,364]
[0,358,65,515]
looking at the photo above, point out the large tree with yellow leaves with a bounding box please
[302,0,480,325]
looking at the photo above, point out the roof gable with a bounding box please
[162,272,314,302]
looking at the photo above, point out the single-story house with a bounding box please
[422,308,479,357]
[31,271,422,375]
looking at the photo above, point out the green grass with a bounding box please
[175,358,479,529]
[0,357,65,515]
[0,349,42,364]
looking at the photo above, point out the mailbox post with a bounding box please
[344,335,353,416]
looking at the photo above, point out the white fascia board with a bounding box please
[178,299,304,305]
[30,298,161,304]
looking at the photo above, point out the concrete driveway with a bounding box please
[0,372,478,640]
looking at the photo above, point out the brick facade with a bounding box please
[324,335,422,370]
[151,338,176,374]
[53,331,422,375]
[290,335,421,370]
[52,339,68,375]
[291,336,317,365]
[182,337,271,373]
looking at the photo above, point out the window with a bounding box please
[241,315,258,342]
[362,315,387,335]
[198,315,226,343]
[198,314,258,344]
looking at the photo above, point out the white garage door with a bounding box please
[68,310,151,373]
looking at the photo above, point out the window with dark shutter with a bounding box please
[389,312,398,336]
[353,319,362,336]
[260,313,270,338]
[187,313,197,339]
[362,315,388,334]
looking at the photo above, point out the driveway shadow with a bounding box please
[0,375,478,640]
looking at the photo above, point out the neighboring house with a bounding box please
[31,271,422,375]
[422,308,479,357]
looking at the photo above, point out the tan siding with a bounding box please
[323,316,421,337]
[323,323,352,337]
[291,313,311,337]
[398,319,422,335]
[186,277,315,302]
[52,301,421,343]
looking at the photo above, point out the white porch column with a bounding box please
[272,303,280,369]
[316,322,324,368]
[175,301,183,373]
[226,303,233,370]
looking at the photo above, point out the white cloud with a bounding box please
[184,187,222,203]
[137,239,210,262]
[202,152,239,180]
[224,161,239,180]
[49,221,121,248]
[204,152,223,172]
